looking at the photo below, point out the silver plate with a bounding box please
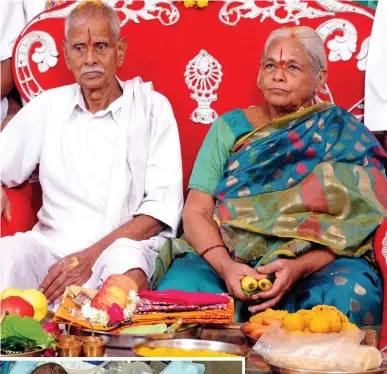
[69,324,203,348]
[266,360,387,374]
[132,339,250,357]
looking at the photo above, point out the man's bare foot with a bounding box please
[123,268,149,291]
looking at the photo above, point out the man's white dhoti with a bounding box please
[1,232,165,290]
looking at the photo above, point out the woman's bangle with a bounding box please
[200,244,227,257]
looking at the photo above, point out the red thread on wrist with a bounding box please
[200,244,227,257]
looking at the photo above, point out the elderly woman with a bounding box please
[153,26,387,325]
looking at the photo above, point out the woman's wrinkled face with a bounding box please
[258,37,325,111]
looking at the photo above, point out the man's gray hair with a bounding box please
[65,1,120,42]
[261,26,327,76]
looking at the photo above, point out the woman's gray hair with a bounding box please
[261,26,327,76]
[65,1,120,42]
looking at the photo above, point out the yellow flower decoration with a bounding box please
[76,0,104,10]
[184,0,196,8]
[196,0,209,8]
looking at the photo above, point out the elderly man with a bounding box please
[0,1,183,303]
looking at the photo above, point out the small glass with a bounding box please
[57,340,82,357]
[82,337,106,357]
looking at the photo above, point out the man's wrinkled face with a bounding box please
[258,37,323,111]
[63,13,126,90]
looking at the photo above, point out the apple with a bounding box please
[91,274,138,312]
[1,296,35,318]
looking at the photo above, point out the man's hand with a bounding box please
[248,259,305,313]
[40,247,100,303]
[222,262,266,302]
[1,187,11,222]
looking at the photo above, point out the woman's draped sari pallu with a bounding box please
[212,102,387,265]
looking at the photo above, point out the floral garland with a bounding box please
[183,0,209,9]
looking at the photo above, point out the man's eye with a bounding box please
[96,43,107,51]
[74,44,86,53]
[265,63,275,69]
[289,65,299,71]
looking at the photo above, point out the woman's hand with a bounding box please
[248,259,305,313]
[222,261,266,301]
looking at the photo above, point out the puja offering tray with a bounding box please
[132,338,249,357]
[70,323,203,348]
[266,361,387,374]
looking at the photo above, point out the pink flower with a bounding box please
[43,347,56,357]
[107,303,125,324]
[42,321,63,339]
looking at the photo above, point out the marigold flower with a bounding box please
[196,0,209,8]
[184,0,196,8]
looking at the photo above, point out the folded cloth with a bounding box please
[125,297,234,327]
[135,299,227,313]
[139,290,229,306]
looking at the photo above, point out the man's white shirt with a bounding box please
[0,79,183,258]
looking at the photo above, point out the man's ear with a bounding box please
[116,38,128,68]
[61,40,71,70]
[315,69,328,94]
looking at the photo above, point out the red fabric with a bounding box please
[138,290,229,306]
[1,183,42,237]
[373,219,387,348]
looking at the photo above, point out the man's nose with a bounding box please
[85,46,98,65]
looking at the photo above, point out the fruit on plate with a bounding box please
[91,274,138,312]
[247,305,357,336]
[1,288,23,300]
[241,276,258,292]
[0,296,35,318]
[21,289,48,322]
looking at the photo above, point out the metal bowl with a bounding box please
[0,348,46,357]
[241,322,259,345]
[70,323,203,348]
[132,339,250,357]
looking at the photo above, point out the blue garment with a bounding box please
[156,253,383,326]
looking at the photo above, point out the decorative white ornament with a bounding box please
[316,19,357,62]
[184,50,223,125]
[218,0,374,27]
[347,99,365,121]
[218,0,334,27]
[356,36,370,71]
[16,31,60,100]
[23,0,179,35]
